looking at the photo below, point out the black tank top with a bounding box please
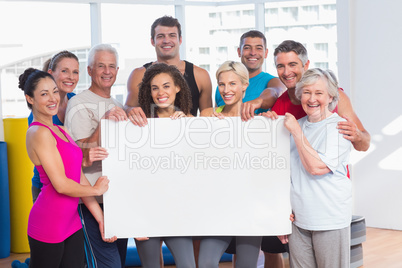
[143,61,200,116]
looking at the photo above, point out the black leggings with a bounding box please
[28,229,85,268]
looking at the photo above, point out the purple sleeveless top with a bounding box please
[27,122,83,243]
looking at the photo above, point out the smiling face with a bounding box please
[88,50,118,94]
[275,51,309,90]
[49,57,79,94]
[300,78,333,122]
[151,25,182,61]
[238,37,268,77]
[150,72,180,110]
[218,71,248,106]
[27,77,60,117]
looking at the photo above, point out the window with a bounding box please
[217,47,228,54]
[266,8,279,24]
[301,5,319,21]
[243,10,254,16]
[0,2,90,118]
[323,4,336,11]
[321,4,337,21]
[199,47,210,55]
[314,43,329,58]
[200,64,210,72]
[0,1,338,118]
[101,4,174,102]
[226,11,241,17]
[282,7,298,22]
[314,62,329,69]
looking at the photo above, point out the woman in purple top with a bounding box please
[19,68,117,268]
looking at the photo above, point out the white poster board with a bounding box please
[101,117,291,238]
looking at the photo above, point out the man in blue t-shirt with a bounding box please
[215,30,285,116]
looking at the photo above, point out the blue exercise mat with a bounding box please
[0,142,11,258]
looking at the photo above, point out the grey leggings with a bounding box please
[198,236,262,268]
[135,237,195,268]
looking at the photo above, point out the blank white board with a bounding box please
[101,117,291,238]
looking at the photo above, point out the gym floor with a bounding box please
[2,227,401,268]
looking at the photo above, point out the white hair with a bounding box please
[295,68,339,111]
[87,44,119,67]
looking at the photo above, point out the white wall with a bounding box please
[337,0,402,230]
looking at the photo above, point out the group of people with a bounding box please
[20,14,370,268]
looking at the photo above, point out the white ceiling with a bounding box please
[0,0,292,6]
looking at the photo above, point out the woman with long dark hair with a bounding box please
[20,68,116,268]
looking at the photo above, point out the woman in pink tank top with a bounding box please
[19,68,117,268]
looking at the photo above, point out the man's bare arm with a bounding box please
[337,90,370,151]
[241,77,286,121]
[194,66,213,114]
[125,67,146,109]
[260,77,286,109]
[125,67,148,126]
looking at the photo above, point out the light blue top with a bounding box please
[290,113,352,231]
[215,71,276,114]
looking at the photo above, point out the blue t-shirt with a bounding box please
[215,71,276,114]
[28,92,76,189]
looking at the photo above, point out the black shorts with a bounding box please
[261,236,288,253]
[225,236,287,254]
[224,237,236,254]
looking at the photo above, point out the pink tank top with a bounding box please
[27,122,83,243]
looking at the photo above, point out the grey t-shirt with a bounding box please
[65,89,123,203]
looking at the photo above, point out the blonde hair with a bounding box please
[216,61,249,86]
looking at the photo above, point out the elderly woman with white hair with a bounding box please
[264,68,352,268]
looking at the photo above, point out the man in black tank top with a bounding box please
[125,16,212,120]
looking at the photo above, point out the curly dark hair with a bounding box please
[138,63,192,118]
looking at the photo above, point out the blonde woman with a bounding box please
[201,61,248,118]
[198,61,261,268]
